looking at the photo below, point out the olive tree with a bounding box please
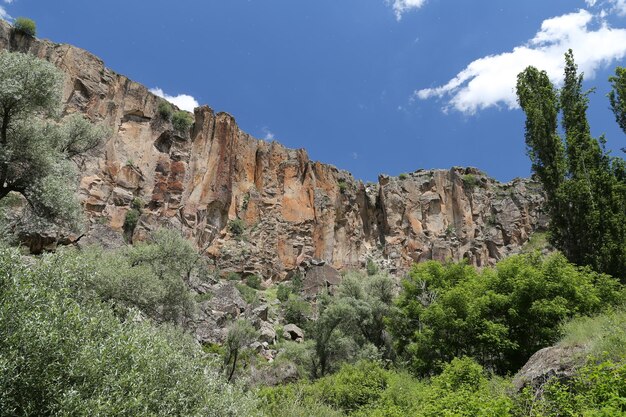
[0,51,108,230]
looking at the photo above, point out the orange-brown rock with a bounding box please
[0,21,547,278]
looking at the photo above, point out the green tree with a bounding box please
[609,66,626,139]
[516,50,626,279]
[389,253,623,376]
[83,229,201,324]
[224,319,258,382]
[0,51,107,230]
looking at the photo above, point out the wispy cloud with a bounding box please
[261,127,275,141]
[149,87,199,113]
[416,9,626,114]
[586,0,626,15]
[388,0,426,20]
[0,5,11,21]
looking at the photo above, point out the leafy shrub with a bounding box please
[246,274,262,290]
[236,283,258,305]
[172,111,194,132]
[13,17,36,37]
[0,246,259,416]
[399,173,408,180]
[312,361,389,413]
[389,252,624,375]
[338,180,348,194]
[157,101,174,121]
[462,173,480,189]
[366,259,379,276]
[260,359,511,417]
[226,272,241,281]
[277,283,292,302]
[228,218,245,236]
[284,294,311,328]
[131,196,144,210]
[82,229,199,324]
[123,208,140,238]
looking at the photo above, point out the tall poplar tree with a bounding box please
[516,50,626,279]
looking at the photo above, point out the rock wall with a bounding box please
[0,21,548,279]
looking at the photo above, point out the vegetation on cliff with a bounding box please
[0,50,108,235]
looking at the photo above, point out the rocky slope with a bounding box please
[0,21,548,280]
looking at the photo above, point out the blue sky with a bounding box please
[3,0,626,182]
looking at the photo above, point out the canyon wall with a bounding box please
[0,21,548,280]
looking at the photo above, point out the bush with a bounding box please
[228,218,245,236]
[462,174,480,189]
[13,17,36,37]
[277,283,292,302]
[157,101,174,121]
[172,111,194,132]
[0,247,259,416]
[284,295,311,328]
[246,274,262,290]
[236,283,258,305]
[399,173,408,180]
[123,208,140,237]
[312,361,389,413]
[366,259,379,276]
[389,252,624,375]
[81,229,199,324]
[338,180,348,194]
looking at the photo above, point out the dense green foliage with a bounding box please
[307,273,396,377]
[157,100,174,121]
[13,17,36,37]
[229,218,246,235]
[0,245,258,417]
[224,319,258,382]
[0,51,108,231]
[261,358,513,417]
[82,229,201,324]
[609,66,626,138]
[263,307,626,417]
[172,110,194,132]
[389,253,623,375]
[516,50,626,279]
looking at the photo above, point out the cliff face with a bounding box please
[0,21,548,279]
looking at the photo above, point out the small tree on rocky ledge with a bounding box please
[0,51,108,231]
[13,17,36,37]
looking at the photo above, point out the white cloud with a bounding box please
[416,10,626,114]
[4,0,13,4]
[149,87,199,112]
[261,127,275,141]
[0,5,11,20]
[587,0,626,15]
[389,0,426,20]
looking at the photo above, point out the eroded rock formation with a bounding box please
[0,21,548,279]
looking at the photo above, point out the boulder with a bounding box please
[283,324,304,342]
[512,344,586,391]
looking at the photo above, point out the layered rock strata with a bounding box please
[0,21,548,279]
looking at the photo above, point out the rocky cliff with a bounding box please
[0,21,548,280]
